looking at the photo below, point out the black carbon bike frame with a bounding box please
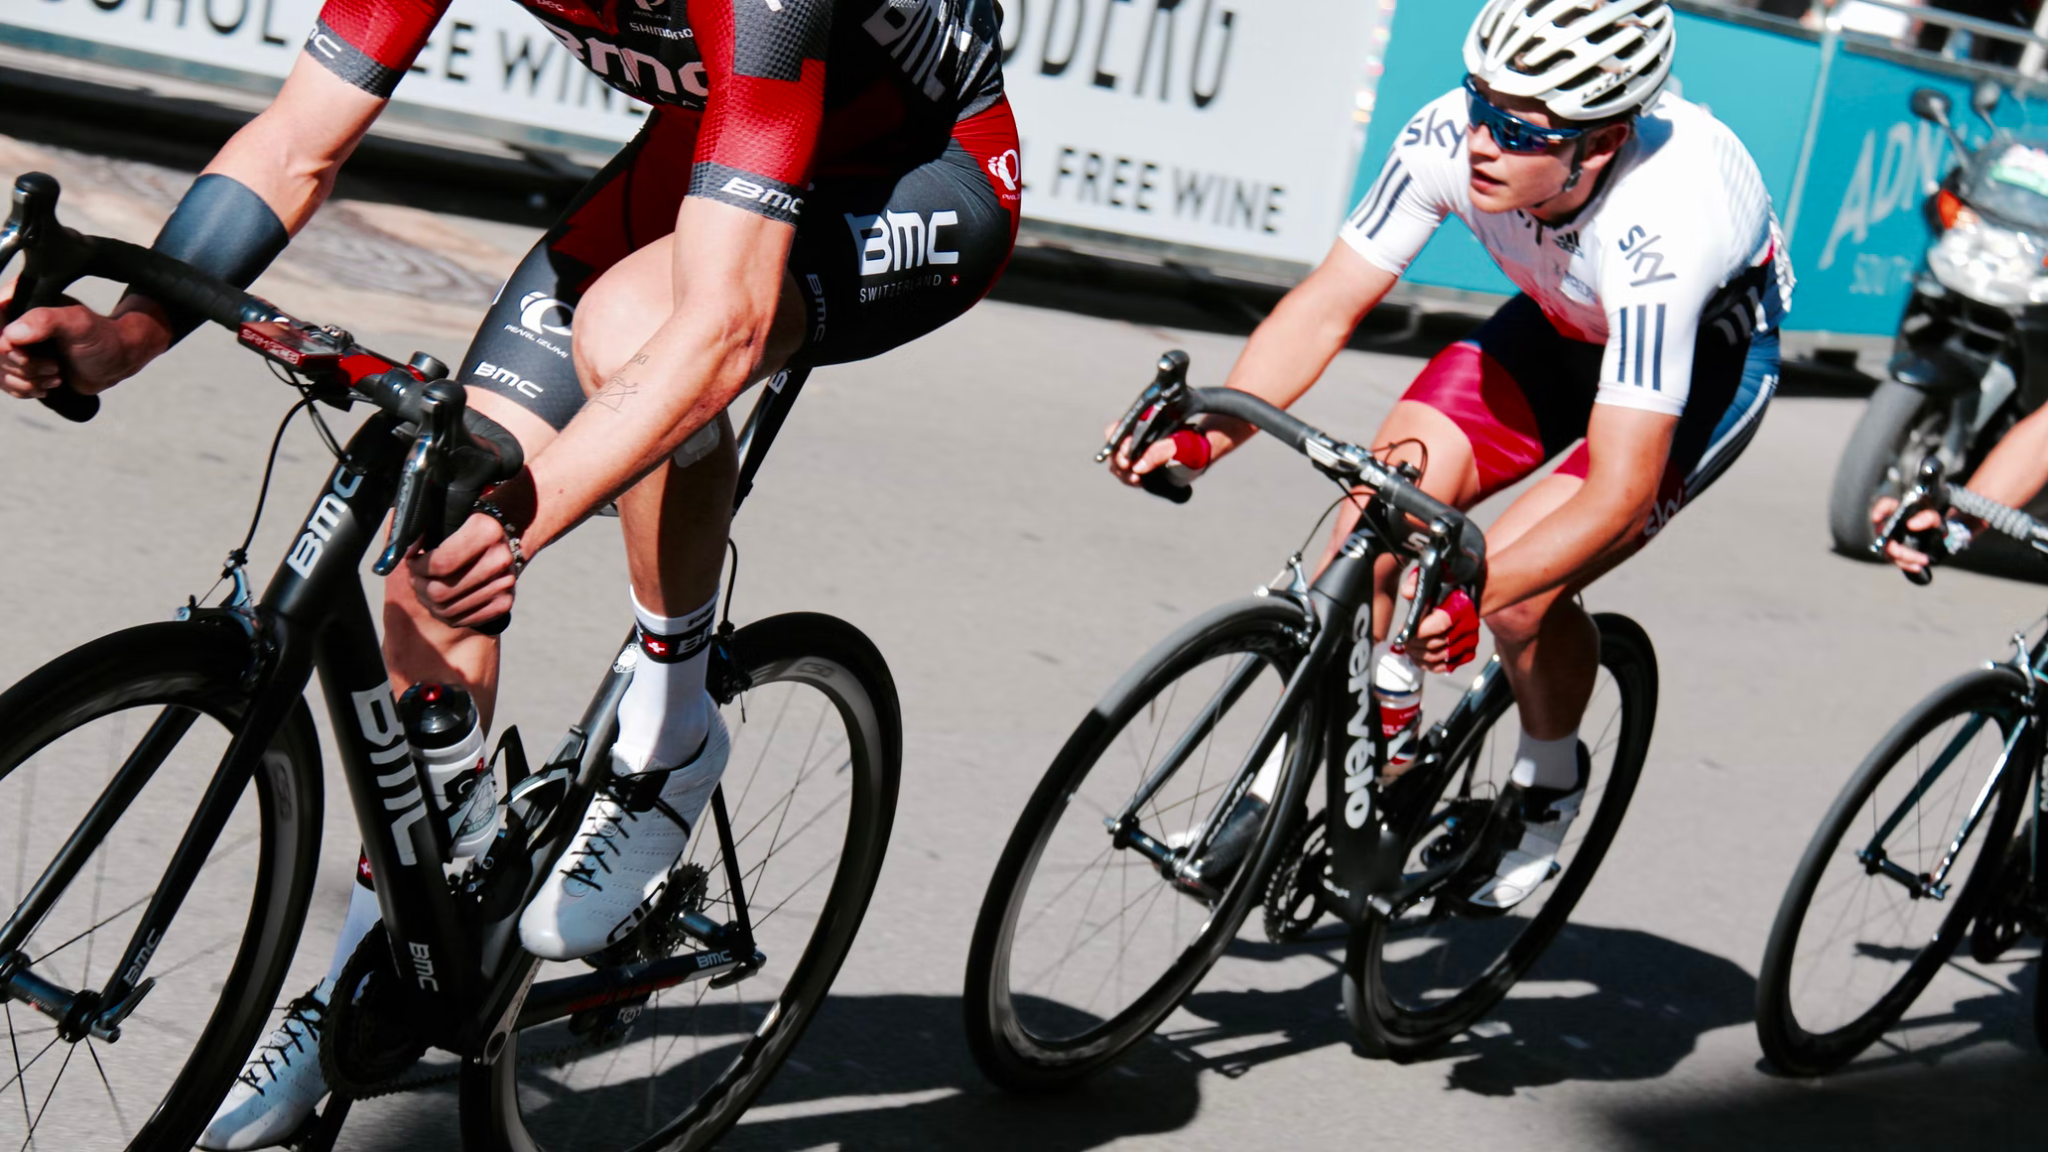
[0,169,816,1073]
[1102,354,1498,924]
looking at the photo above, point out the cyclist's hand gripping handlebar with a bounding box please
[1,173,272,423]
[1098,350,1197,505]
[1875,456,1950,586]
[356,370,525,634]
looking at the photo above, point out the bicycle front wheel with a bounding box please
[0,621,322,1151]
[1756,666,2033,1076]
[1343,612,1657,1059]
[462,612,901,1152]
[964,597,1314,1091]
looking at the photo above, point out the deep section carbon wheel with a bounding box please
[462,613,901,1152]
[0,621,322,1151]
[964,597,1316,1091]
[1756,667,2032,1076]
[1342,613,1656,1060]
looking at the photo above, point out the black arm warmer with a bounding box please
[141,174,289,340]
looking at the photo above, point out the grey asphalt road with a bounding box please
[1,131,2043,1152]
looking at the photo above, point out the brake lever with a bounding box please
[1096,350,1193,464]
[1874,456,1946,586]
[373,381,459,576]
[1394,518,1454,650]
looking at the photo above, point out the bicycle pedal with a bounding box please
[286,1093,353,1152]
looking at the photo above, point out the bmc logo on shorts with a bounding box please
[845,210,960,277]
[721,177,803,217]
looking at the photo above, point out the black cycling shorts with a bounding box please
[460,99,1022,430]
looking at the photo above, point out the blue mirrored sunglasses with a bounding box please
[1462,76,1584,154]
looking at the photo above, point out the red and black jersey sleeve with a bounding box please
[686,0,833,226]
[305,0,449,99]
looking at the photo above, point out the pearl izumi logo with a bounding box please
[503,293,573,361]
[986,149,1020,194]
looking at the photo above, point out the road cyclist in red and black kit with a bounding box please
[0,0,1018,1147]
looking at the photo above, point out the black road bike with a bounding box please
[962,353,1659,1085]
[0,173,901,1151]
[1758,456,2048,1074]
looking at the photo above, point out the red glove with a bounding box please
[1437,588,1480,671]
[1168,429,1212,471]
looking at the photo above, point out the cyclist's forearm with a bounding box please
[1209,246,1397,450]
[203,58,383,233]
[1961,400,2048,514]
[519,317,767,554]
[1480,488,1643,615]
[115,59,381,325]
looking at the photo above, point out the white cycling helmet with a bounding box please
[1464,0,1676,123]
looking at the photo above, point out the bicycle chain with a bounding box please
[339,863,717,1101]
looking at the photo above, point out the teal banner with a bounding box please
[1356,2,2012,336]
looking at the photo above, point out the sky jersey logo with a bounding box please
[846,209,960,277]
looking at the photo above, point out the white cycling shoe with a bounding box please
[1463,743,1590,913]
[197,978,334,1151]
[519,711,730,962]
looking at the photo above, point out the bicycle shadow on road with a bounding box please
[1159,920,1756,1098]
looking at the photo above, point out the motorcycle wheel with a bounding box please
[1828,379,1947,557]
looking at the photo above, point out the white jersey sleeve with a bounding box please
[1593,225,1721,417]
[1339,92,1472,276]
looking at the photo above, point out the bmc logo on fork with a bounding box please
[353,683,428,866]
[286,468,366,578]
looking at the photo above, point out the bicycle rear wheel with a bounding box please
[0,622,322,1151]
[461,612,900,1152]
[1756,667,2033,1076]
[1343,612,1657,1059]
[963,598,1315,1091]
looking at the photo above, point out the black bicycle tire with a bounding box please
[1755,666,2032,1077]
[0,620,323,1151]
[962,597,1315,1092]
[459,611,902,1152]
[1343,612,1658,1060]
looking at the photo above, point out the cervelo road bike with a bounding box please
[962,352,1658,1083]
[1757,455,2048,1074]
[0,173,900,1151]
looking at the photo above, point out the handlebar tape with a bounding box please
[1948,485,2048,545]
[1184,386,1487,584]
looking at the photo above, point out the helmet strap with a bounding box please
[1531,136,1590,217]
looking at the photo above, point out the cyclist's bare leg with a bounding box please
[1476,473,1639,740]
[1314,400,1482,641]
[380,247,806,726]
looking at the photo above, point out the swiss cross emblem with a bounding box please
[644,637,670,656]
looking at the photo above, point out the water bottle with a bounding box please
[397,683,500,868]
[1373,643,1423,779]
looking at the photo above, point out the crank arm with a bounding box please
[515,946,769,1030]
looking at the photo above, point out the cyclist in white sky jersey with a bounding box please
[1112,0,1794,910]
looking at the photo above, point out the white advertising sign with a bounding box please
[8,0,1382,264]
[5,0,653,145]
[997,0,1381,265]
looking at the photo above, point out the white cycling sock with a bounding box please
[324,858,384,985]
[612,590,718,776]
[1511,729,1581,791]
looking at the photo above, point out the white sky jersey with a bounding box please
[1342,88,1795,416]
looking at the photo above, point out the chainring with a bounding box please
[320,923,432,1098]
[583,862,713,970]
[1263,811,1328,943]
